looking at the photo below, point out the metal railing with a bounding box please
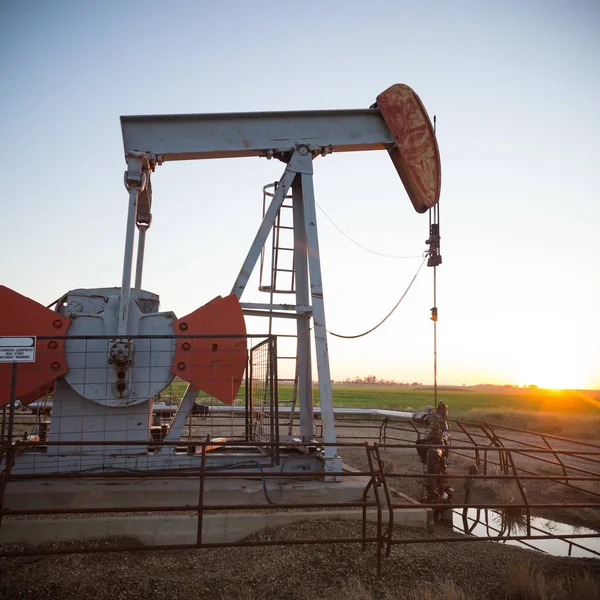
[1,437,599,575]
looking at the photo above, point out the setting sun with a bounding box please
[515,356,591,391]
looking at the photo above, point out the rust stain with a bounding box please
[376,84,441,213]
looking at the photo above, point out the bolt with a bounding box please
[117,371,126,379]
[182,342,191,351]
[179,322,188,331]
[117,383,126,393]
[47,341,58,350]
[177,362,186,371]
[50,362,61,371]
[52,320,62,329]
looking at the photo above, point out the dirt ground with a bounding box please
[334,418,600,532]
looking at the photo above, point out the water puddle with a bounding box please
[449,508,600,558]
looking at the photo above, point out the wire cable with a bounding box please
[328,257,427,339]
[315,201,422,259]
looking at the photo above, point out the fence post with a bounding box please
[196,437,208,546]
[373,442,394,558]
[6,363,17,446]
[364,443,384,578]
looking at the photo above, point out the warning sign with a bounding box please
[0,336,36,362]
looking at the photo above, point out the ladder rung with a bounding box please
[275,247,294,251]
[275,268,294,273]
[276,225,294,230]
[281,204,293,209]
[278,356,297,359]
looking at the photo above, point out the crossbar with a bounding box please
[120,109,394,161]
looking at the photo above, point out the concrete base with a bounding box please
[3,474,369,511]
[0,509,431,547]
[0,467,433,548]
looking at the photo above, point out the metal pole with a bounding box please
[6,362,17,445]
[1,406,6,443]
[433,262,437,408]
[134,224,148,289]
[299,169,338,465]
[118,185,141,336]
[292,176,314,442]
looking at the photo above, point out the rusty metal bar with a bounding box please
[541,434,570,487]
[506,449,531,536]
[480,424,509,474]
[196,437,208,545]
[483,428,600,471]
[360,442,381,556]
[378,418,388,444]
[3,500,598,521]
[455,421,481,467]
[3,501,376,517]
[6,438,600,452]
[0,445,15,528]
[388,533,600,546]
[361,478,373,553]
[364,443,383,577]
[506,449,600,478]
[390,502,600,509]
[377,473,600,481]
[373,442,394,557]
[485,422,600,449]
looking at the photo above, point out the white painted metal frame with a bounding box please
[117,148,342,471]
[230,147,338,470]
[117,106,402,474]
[121,109,394,162]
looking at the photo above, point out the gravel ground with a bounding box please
[1,521,600,600]
[3,417,599,598]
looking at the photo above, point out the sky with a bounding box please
[1,0,599,389]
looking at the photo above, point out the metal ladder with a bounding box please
[259,183,296,295]
[259,183,300,436]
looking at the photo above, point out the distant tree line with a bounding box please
[332,376,423,386]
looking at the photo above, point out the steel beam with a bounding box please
[300,170,338,466]
[121,109,394,162]
[134,224,148,289]
[163,384,199,443]
[292,176,314,442]
[118,155,144,336]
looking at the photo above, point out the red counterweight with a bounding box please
[170,294,247,405]
[0,285,71,407]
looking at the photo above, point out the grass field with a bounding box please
[166,380,600,436]
[278,384,600,413]
[276,384,600,437]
